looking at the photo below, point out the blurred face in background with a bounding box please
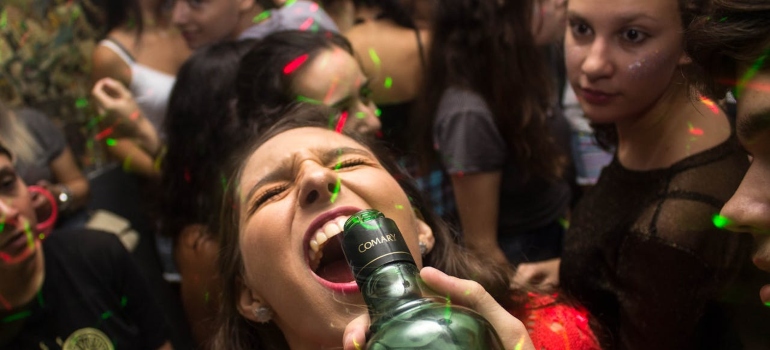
[172,0,252,49]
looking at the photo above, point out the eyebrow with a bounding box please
[244,146,373,204]
[567,11,658,24]
[330,79,371,109]
[736,108,770,141]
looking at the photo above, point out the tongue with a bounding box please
[317,260,355,283]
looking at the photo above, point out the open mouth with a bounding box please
[307,214,358,292]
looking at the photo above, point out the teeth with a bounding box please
[308,215,350,271]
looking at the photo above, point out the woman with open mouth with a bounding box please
[211,105,600,350]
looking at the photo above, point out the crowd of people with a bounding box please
[1,0,769,349]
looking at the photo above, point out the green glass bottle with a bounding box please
[340,209,505,349]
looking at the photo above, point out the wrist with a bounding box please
[55,184,73,212]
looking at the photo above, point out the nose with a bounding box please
[171,1,189,26]
[720,171,770,235]
[0,198,21,231]
[298,162,340,208]
[349,102,381,136]
[581,37,614,81]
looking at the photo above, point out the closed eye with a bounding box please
[250,185,289,213]
[333,158,368,171]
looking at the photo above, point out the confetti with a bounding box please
[368,48,381,68]
[75,97,89,109]
[687,122,704,136]
[334,111,349,133]
[297,95,323,105]
[375,108,382,117]
[329,178,342,203]
[698,94,720,115]
[384,77,393,89]
[299,17,314,31]
[2,310,31,323]
[253,11,270,23]
[735,49,768,98]
[106,138,117,146]
[712,214,730,229]
[284,54,309,74]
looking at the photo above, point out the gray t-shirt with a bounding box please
[433,87,571,234]
[239,0,338,40]
[14,108,66,185]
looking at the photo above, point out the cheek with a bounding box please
[564,42,586,80]
[625,50,669,80]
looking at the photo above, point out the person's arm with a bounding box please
[343,267,536,350]
[46,147,89,212]
[175,224,220,345]
[107,138,160,180]
[91,43,132,87]
[92,78,161,155]
[450,172,509,267]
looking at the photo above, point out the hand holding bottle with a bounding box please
[342,267,535,350]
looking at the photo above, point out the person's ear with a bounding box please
[416,218,435,254]
[237,277,271,323]
[678,51,693,66]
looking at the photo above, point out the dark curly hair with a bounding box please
[686,0,770,100]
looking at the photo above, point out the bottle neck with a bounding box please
[362,262,426,322]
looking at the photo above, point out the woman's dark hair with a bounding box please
[352,0,417,29]
[415,0,564,181]
[593,0,710,151]
[213,104,516,350]
[96,0,144,36]
[686,0,770,100]
[235,30,354,135]
[159,39,257,242]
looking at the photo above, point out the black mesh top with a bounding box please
[560,138,752,349]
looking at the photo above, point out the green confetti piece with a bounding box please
[395,204,404,209]
[253,11,270,23]
[296,95,322,105]
[121,296,128,307]
[329,177,342,203]
[285,0,298,6]
[106,138,117,146]
[0,10,7,30]
[375,108,382,117]
[368,48,381,67]
[75,97,88,109]
[2,311,31,323]
[384,77,393,89]
[712,214,731,229]
[101,311,113,320]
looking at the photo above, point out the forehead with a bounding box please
[246,127,366,165]
[293,48,361,102]
[569,0,678,21]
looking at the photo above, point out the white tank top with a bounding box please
[98,39,175,139]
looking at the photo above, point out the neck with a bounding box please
[615,75,731,170]
[0,247,45,312]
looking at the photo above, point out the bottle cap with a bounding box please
[341,209,415,284]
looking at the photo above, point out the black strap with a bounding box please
[105,37,136,63]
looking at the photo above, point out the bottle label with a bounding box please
[341,210,416,284]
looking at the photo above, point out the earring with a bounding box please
[254,306,273,323]
[419,241,428,256]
